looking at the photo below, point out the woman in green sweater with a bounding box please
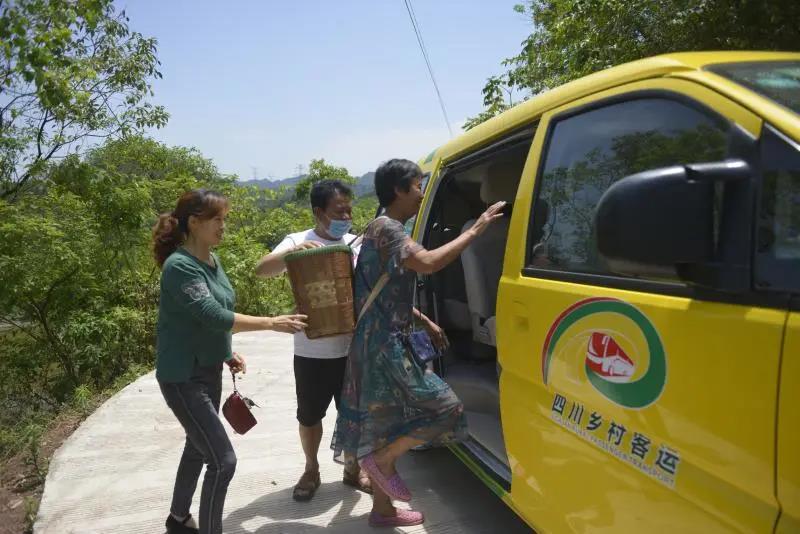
[152,189,307,534]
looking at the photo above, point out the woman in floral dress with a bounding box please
[331,158,506,527]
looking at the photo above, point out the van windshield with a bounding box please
[707,60,800,116]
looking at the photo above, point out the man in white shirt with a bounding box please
[255,179,370,502]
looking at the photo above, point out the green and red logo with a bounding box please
[542,297,667,409]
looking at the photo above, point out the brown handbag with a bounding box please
[222,371,258,435]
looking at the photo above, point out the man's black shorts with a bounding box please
[293,355,347,427]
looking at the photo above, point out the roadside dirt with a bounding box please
[0,411,85,534]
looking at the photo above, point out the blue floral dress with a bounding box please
[331,216,467,464]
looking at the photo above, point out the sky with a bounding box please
[119,1,530,181]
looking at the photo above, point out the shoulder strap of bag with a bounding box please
[357,273,389,323]
[353,211,392,324]
[230,369,239,393]
[347,207,387,250]
[346,233,362,249]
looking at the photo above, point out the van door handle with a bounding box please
[513,301,529,331]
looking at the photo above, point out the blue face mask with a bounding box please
[326,217,353,240]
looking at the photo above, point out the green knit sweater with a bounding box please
[156,248,235,383]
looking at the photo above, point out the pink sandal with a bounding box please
[369,508,424,527]
[359,454,412,502]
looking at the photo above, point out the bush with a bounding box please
[0,136,380,463]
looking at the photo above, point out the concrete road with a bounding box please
[35,331,532,533]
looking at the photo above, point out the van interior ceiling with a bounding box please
[419,130,534,475]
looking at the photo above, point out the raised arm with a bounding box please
[164,260,307,334]
[232,313,307,334]
[255,239,323,278]
[404,201,506,275]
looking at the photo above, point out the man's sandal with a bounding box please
[342,468,373,494]
[292,470,321,501]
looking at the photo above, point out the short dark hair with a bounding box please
[374,159,422,207]
[310,179,353,211]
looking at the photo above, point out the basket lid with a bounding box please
[284,244,353,263]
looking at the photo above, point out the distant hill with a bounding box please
[354,172,375,196]
[240,172,376,197]
[239,175,305,191]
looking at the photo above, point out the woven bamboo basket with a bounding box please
[284,244,355,339]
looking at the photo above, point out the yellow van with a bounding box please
[413,52,799,533]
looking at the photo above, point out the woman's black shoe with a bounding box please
[165,513,199,534]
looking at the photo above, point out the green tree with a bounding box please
[0,136,232,401]
[0,0,168,199]
[466,0,800,129]
[463,74,517,131]
[0,133,375,464]
[0,190,99,390]
[293,158,356,202]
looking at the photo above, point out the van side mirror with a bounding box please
[594,159,750,285]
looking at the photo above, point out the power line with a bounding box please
[406,1,433,79]
[405,0,452,137]
[403,0,454,137]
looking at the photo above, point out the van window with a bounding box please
[405,173,432,236]
[528,97,730,279]
[756,125,800,292]
[708,61,800,116]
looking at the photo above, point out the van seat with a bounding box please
[443,298,472,330]
[460,169,517,346]
[460,218,509,345]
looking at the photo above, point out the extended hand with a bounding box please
[269,314,308,333]
[470,201,506,236]
[422,316,449,351]
[292,241,324,252]
[226,352,247,374]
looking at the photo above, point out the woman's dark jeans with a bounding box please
[159,363,236,534]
